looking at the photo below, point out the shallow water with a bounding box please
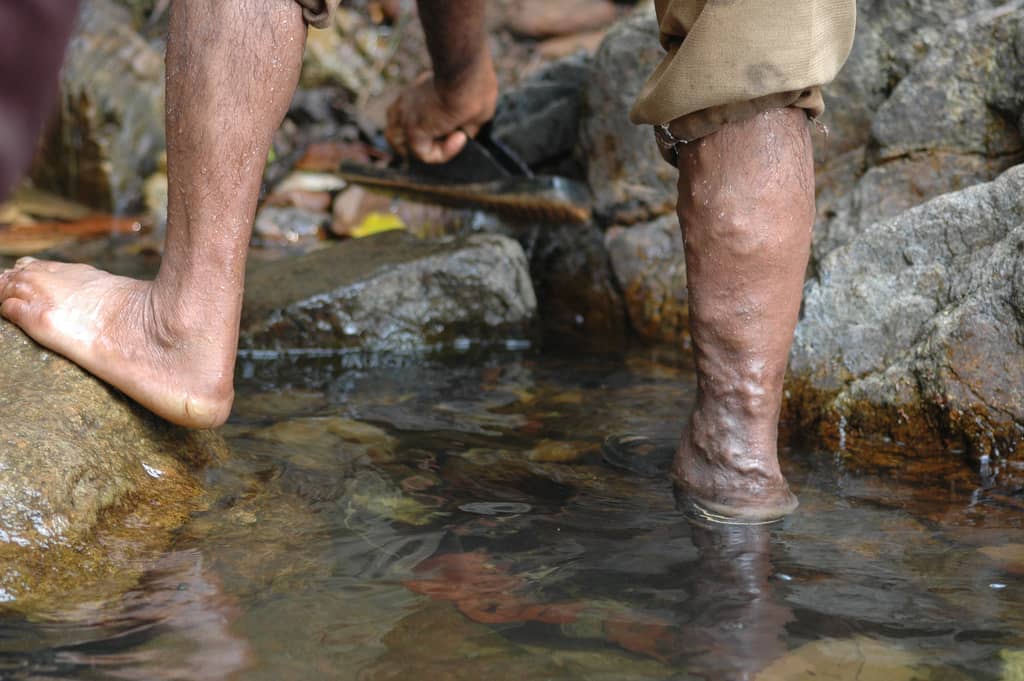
[3,344,1023,680]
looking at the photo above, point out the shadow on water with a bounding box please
[3,344,1024,680]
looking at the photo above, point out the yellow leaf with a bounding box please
[350,212,406,238]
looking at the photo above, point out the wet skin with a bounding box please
[672,107,814,521]
[2,0,308,428]
[0,0,494,429]
[0,1,807,522]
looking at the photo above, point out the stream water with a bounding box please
[2,343,1022,680]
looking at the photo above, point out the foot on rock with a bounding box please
[0,257,236,428]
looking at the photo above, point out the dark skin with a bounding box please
[0,0,495,428]
[386,0,498,162]
[0,1,808,521]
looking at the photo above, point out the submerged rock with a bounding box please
[239,231,537,350]
[789,164,1024,476]
[0,322,224,610]
[32,0,165,213]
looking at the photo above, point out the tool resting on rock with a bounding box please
[337,128,592,224]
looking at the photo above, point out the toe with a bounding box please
[14,256,37,269]
[0,297,29,325]
[0,273,34,302]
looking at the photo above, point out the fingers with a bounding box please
[385,96,410,158]
[385,70,488,164]
[439,130,468,162]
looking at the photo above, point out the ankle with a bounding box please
[685,404,784,482]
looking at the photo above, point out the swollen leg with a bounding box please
[673,108,814,521]
[0,0,306,427]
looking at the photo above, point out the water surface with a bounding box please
[3,344,1022,680]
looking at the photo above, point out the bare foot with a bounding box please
[0,257,236,428]
[672,407,798,523]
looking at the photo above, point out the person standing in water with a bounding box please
[0,0,854,523]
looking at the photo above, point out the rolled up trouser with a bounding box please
[630,0,856,161]
[0,0,81,202]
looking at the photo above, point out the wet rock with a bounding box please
[239,231,537,350]
[979,544,1024,575]
[503,0,618,39]
[0,322,224,610]
[522,222,627,343]
[869,4,1024,160]
[537,29,608,61]
[818,0,1006,159]
[301,9,384,96]
[814,4,1024,260]
[789,164,1024,475]
[605,215,688,345]
[528,439,595,463]
[110,0,170,39]
[754,636,920,681]
[253,205,329,246]
[577,7,676,225]
[32,0,165,213]
[1004,650,1024,681]
[814,152,1014,263]
[491,55,590,172]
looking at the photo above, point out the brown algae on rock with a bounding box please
[0,322,225,611]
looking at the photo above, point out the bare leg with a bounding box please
[0,0,305,428]
[673,108,813,522]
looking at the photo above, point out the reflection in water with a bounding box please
[0,551,251,680]
[400,522,791,680]
[3,347,1023,680]
[681,524,791,680]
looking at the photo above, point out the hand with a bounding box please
[385,62,498,164]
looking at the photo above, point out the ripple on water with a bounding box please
[2,347,1021,680]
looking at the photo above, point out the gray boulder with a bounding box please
[789,164,1024,476]
[492,55,590,172]
[818,0,1007,159]
[814,3,1024,262]
[32,0,166,213]
[239,231,537,350]
[0,322,224,610]
[577,7,676,225]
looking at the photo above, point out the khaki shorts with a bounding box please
[631,0,856,156]
[297,0,856,154]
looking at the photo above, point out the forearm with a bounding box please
[416,0,491,91]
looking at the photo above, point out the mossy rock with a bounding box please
[0,322,225,611]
